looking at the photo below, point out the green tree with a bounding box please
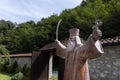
[0,44,9,66]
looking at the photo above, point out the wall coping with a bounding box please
[1,53,32,58]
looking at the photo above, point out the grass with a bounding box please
[50,76,58,80]
[0,71,12,80]
[0,71,29,80]
[0,71,56,80]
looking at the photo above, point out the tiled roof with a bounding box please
[101,36,120,46]
[41,36,120,51]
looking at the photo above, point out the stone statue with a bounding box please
[55,20,104,80]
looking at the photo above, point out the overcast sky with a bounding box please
[0,0,82,23]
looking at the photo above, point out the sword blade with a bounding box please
[56,19,62,40]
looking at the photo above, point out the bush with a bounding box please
[15,67,22,73]
[5,59,19,73]
[0,58,10,72]
[0,44,10,72]
[0,63,4,71]
[21,64,30,77]
[11,72,24,80]
[50,76,57,80]
[10,59,18,73]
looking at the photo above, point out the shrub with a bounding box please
[1,58,10,72]
[0,45,10,72]
[21,64,30,77]
[11,72,24,80]
[0,63,4,71]
[12,60,18,73]
[50,76,57,80]
[8,59,18,73]
[15,67,22,73]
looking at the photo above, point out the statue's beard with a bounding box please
[66,37,82,52]
[66,41,76,52]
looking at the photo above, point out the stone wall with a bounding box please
[10,57,31,68]
[88,45,120,80]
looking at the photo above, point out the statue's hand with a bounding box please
[92,20,102,41]
[92,20,102,30]
[55,40,60,44]
[95,19,102,27]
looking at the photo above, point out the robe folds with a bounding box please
[56,35,104,80]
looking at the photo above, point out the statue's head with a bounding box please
[69,28,79,37]
[67,28,81,52]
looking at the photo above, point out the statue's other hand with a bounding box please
[55,40,60,44]
[92,29,102,41]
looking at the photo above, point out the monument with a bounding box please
[55,20,104,80]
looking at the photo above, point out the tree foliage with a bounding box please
[0,0,120,53]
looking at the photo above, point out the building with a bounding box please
[31,36,120,80]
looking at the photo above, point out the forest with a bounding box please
[0,0,120,54]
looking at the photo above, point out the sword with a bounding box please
[56,19,62,40]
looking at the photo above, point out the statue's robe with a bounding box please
[56,35,104,80]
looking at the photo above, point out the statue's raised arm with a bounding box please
[81,20,104,59]
[92,19,102,41]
